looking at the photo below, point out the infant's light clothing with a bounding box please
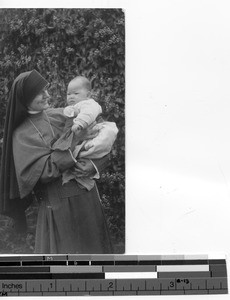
[62,99,118,190]
[63,99,102,128]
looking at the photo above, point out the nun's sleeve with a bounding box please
[12,127,76,198]
[39,148,76,183]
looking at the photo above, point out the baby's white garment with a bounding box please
[63,99,102,128]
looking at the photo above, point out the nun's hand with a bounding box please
[73,158,96,178]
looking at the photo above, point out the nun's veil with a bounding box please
[0,70,48,233]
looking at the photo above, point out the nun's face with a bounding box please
[28,89,50,111]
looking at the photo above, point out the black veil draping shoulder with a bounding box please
[0,70,48,234]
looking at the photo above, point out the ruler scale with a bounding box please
[0,255,227,296]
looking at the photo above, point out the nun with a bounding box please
[0,69,112,254]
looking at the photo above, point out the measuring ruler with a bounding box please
[0,254,227,296]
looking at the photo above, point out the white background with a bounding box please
[1,0,230,299]
[127,2,230,299]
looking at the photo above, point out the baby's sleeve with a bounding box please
[74,99,102,127]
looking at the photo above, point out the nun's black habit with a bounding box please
[0,70,48,233]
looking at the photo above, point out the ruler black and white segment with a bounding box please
[0,254,227,296]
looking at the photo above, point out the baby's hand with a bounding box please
[71,124,83,135]
[63,106,76,117]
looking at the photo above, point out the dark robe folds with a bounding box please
[12,108,112,253]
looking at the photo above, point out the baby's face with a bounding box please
[67,80,89,106]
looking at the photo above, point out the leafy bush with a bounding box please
[0,8,125,253]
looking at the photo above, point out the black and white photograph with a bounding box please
[0,8,125,254]
[1,0,230,299]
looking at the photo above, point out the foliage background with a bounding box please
[0,8,125,253]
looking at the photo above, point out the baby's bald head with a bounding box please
[70,76,91,91]
[67,76,91,105]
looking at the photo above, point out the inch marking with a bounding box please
[0,255,227,296]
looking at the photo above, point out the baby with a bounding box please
[65,76,101,134]
[62,76,118,189]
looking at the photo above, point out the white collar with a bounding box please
[28,110,41,114]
